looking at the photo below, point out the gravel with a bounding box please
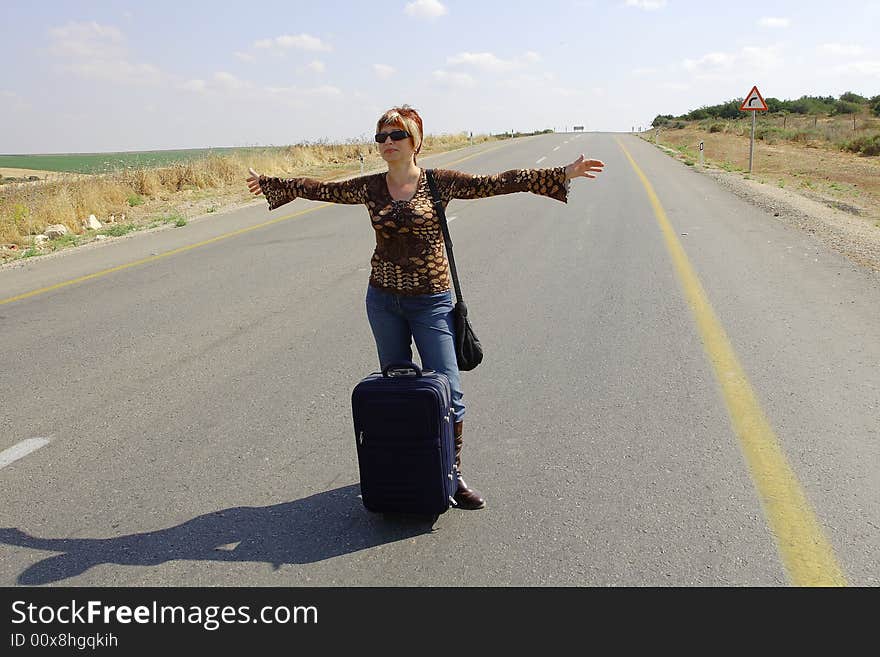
[695,165,880,277]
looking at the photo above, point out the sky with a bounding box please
[2,0,879,154]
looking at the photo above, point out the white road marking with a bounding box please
[215,542,242,551]
[553,146,560,151]
[536,156,547,164]
[0,437,51,469]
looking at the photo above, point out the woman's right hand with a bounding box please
[246,167,263,196]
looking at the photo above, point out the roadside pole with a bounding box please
[699,141,704,167]
[740,85,768,174]
[749,110,756,173]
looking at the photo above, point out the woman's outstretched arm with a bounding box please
[247,167,368,210]
[436,155,604,204]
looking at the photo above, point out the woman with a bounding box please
[246,105,604,510]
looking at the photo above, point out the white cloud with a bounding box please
[658,82,690,91]
[303,85,342,97]
[307,60,326,73]
[681,44,785,79]
[433,70,476,88]
[741,44,785,69]
[683,51,735,73]
[405,0,448,18]
[0,90,31,112]
[254,33,332,52]
[551,87,586,98]
[48,21,125,59]
[825,61,880,76]
[180,72,252,95]
[373,64,395,79]
[234,51,256,62]
[262,84,343,108]
[758,17,790,28]
[266,84,341,97]
[632,66,658,75]
[47,21,167,86]
[181,79,208,93]
[448,52,516,73]
[819,43,868,57]
[496,72,556,90]
[447,51,542,74]
[69,59,165,86]
[213,72,249,91]
[625,0,667,10]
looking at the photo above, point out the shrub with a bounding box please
[755,125,784,142]
[791,130,815,143]
[687,108,710,121]
[832,100,861,115]
[12,203,30,231]
[788,95,836,115]
[765,97,786,113]
[128,194,144,207]
[708,123,725,133]
[841,134,880,156]
[717,100,742,119]
[100,223,138,237]
[839,92,866,104]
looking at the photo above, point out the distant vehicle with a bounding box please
[573,125,584,131]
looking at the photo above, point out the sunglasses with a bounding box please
[374,129,411,143]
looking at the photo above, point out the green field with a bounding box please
[0,147,279,174]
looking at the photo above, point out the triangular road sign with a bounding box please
[740,85,768,111]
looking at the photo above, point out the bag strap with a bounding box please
[425,169,464,304]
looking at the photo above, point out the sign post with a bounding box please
[740,85,768,173]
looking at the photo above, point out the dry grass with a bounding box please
[0,133,489,256]
[647,114,880,222]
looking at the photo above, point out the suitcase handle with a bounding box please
[382,362,423,377]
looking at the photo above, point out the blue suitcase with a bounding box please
[351,362,458,515]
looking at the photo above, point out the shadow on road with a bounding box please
[0,484,438,585]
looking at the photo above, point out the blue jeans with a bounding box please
[365,285,465,422]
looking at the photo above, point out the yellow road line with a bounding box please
[0,204,328,306]
[1,141,515,307]
[617,139,847,586]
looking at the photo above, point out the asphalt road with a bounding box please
[1,133,877,587]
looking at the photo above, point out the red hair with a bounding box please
[376,105,424,163]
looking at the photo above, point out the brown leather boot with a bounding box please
[452,420,486,510]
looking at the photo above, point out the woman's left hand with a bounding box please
[565,155,605,180]
[246,167,263,196]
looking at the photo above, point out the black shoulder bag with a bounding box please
[425,169,484,372]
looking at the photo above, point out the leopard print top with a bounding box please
[259,167,569,295]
